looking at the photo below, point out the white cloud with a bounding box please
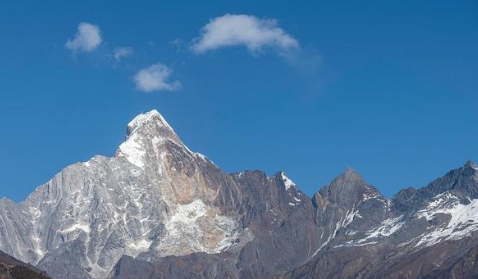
[134,63,181,92]
[113,47,134,61]
[66,23,102,52]
[191,14,299,54]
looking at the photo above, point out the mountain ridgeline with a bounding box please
[0,110,477,279]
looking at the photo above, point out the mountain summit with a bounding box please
[0,110,477,279]
[125,110,179,142]
[117,110,189,170]
[315,167,384,208]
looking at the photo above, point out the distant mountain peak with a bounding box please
[128,109,173,135]
[126,109,181,143]
[407,160,478,207]
[332,167,365,185]
[315,167,384,207]
[343,167,363,179]
[116,110,190,169]
[464,160,477,170]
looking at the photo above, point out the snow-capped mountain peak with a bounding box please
[126,110,174,138]
[0,110,247,279]
[117,110,192,171]
[1,110,478,279]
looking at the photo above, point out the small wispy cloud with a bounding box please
[134,63,181,93]
[191,14,299,55]
[169,39,183,52]
[113,47,134,62]
[66,23,102,52]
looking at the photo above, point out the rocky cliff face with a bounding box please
[0,110,477,279]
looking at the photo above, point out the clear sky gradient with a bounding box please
[1,0,477,201]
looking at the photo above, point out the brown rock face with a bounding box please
[0,251,51,279]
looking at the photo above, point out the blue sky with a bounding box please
[0,0,477,201]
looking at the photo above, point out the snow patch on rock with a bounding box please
[415,194,478,247]
[118,133,146,169]
[158,199,241,255]
[347,216,405,245]
[281,172,296,190]
[126,239,153,258]
[363,216,404,239]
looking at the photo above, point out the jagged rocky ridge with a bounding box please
[0,110,477,279]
